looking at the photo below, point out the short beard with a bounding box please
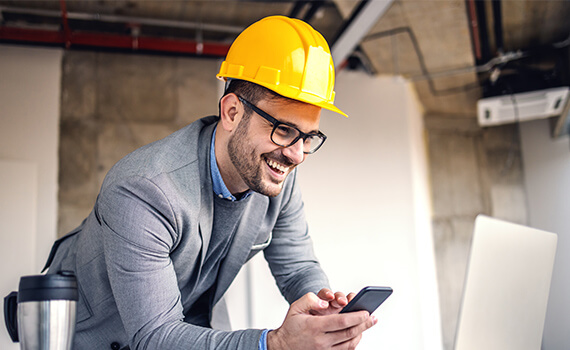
[227,116,285,197]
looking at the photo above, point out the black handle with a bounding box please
[3,291,19,342]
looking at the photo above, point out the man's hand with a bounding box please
[267,292,377,350]
[312,288,356,315]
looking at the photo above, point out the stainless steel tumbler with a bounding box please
[4,272,78,350]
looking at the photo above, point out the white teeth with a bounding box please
[267,159,288,173]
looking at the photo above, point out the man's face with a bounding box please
[227,97,322,197]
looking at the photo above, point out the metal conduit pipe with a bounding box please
[0,25,232,57]
[492,0,504,54]
[0,6,244,34]
[0,5,236,57]
[466,0,482,61]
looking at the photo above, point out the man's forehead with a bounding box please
[260,96,321,116]
[260,98,322,131]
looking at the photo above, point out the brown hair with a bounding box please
[219,79,295,118]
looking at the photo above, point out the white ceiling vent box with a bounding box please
[477,87,570,127]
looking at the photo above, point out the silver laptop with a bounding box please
[454,215,558,350]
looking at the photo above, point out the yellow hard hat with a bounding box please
[217,15,347,117]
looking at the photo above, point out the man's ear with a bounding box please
[219,93,242,132]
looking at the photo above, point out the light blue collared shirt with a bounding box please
[210,127,267,349]
[258,329,269,350]
[210,126,251,201]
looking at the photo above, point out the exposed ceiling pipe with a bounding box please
[0,6,244,34]
[289,1,309,18]
[408,50,527,82]
[0,6,235,57]
[487,0,506,86]
[59,0,71,48]
[330,0,393,69]
[473,0,492,65]
[0,26,231,57]
[492,0,504,54]
[466,0,482,61]
[303,1,325,22]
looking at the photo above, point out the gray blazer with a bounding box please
[46,116,329,350]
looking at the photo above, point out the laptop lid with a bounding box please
[454,215,558,350]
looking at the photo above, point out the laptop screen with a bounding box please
[454,215,557,350]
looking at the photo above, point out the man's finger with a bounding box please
[319,311,371,332]
[317,288,335,301]
[291,292,329,315]
[329,292,348,308]
[331,333,363,350]
[326,315,378,346]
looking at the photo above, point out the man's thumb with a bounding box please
[290,292,329,315]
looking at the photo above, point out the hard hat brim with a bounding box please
[217,75,348,118]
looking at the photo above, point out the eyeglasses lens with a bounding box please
[271,125,323,153]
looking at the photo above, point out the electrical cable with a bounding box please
[495,80,520,175]
[501,93,519,175]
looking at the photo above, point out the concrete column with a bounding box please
[425,115,527,349]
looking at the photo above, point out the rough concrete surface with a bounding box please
[426,116,527,349]
[58,51,219,235]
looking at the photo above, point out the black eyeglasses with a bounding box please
[237,96,327,154]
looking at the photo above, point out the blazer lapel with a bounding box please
[197,121,216,266]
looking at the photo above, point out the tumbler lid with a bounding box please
[18,271,78,302]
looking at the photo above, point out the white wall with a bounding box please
[519,119,570,349]
[227,71,442,349]
[0,44,62,348]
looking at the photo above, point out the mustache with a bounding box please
[265,150,295,167]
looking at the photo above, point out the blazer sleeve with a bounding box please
[262,170,331,304]
[98,176,262,350]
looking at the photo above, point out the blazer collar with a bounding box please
[197,118,217,265]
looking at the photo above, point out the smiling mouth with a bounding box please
[265,157,289,175]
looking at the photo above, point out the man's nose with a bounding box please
[282,138,306,165]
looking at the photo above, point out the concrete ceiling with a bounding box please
[2,0,570,120]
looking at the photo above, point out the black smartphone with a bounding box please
[339,286,393,314]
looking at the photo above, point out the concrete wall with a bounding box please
[0,44,62,349]
[58,51,220,235]
[520,119,570,349]
[425,115,528,349]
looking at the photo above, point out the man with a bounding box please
[44,15,377,349]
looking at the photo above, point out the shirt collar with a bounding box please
[210,126,251,201]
